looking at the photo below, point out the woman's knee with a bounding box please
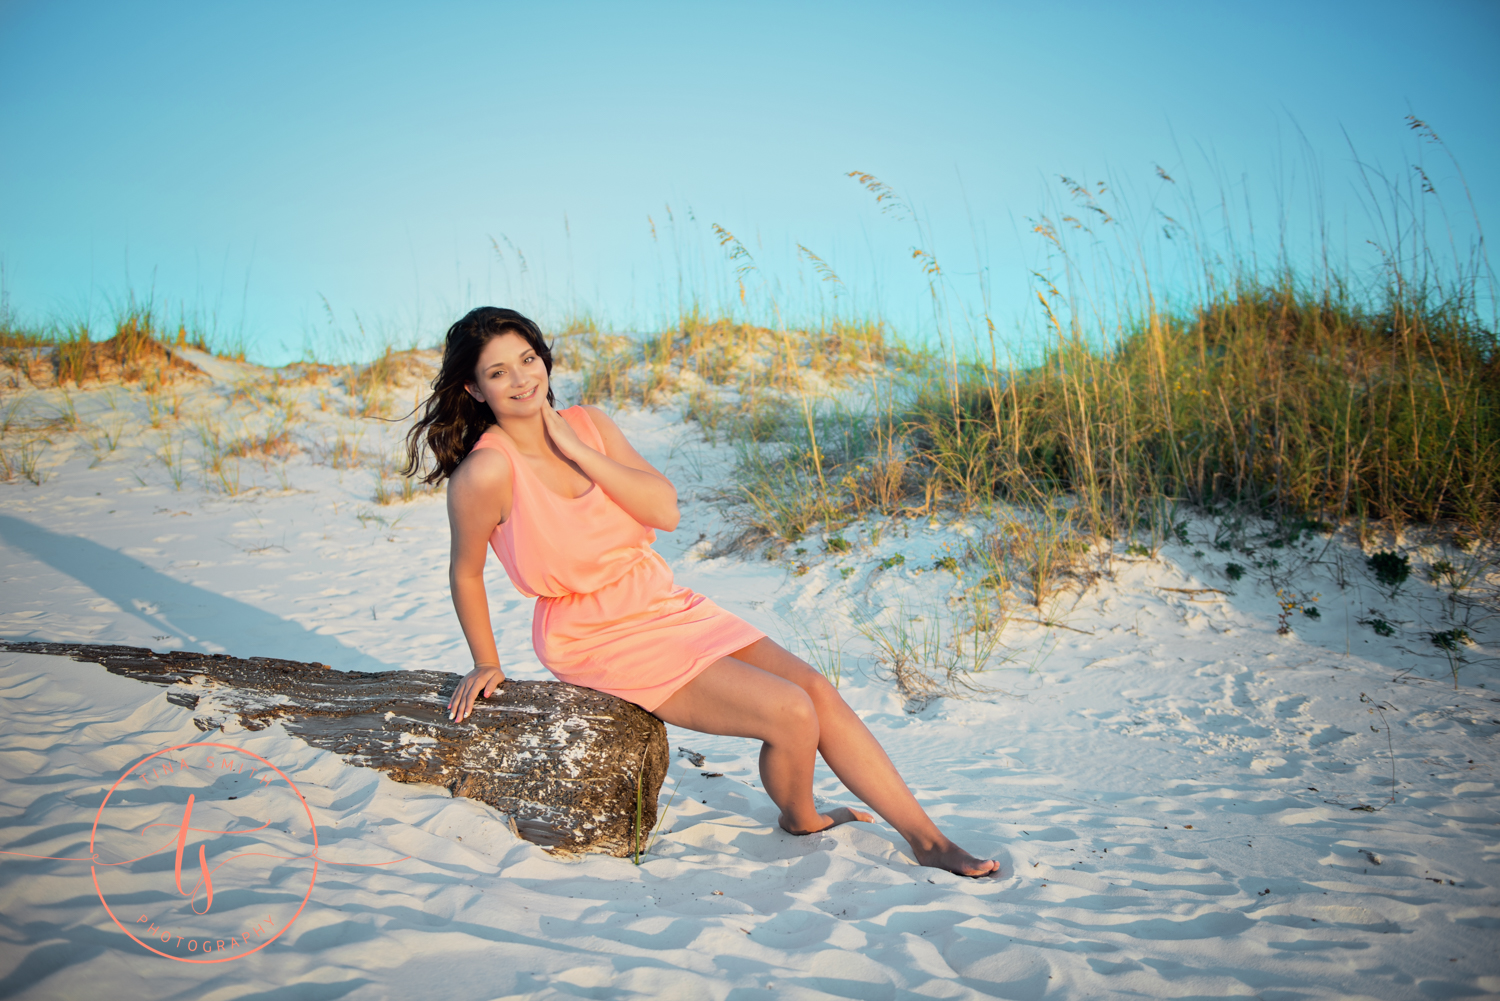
[795,669,844,713]
[767,684,819,742]
[774,654,834,698]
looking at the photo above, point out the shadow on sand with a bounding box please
[0,514,397,672]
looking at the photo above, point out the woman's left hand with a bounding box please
[540,404,592,463]
[448,665,506,722]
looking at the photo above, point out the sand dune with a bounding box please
[1,359,1496,999]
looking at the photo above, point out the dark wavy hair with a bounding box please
[403,307,554,484]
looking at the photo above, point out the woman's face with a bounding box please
[466,331,549,422]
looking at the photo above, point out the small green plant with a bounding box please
[213,458,243,497]
[1430,628,1471,652]
[985,515,1081,610]
[194,416,228,476]
[1224,563,1246,582]
[86,419,126,466]
[1275,590,1320,635]
[1359,614,1396,637]
[53,389,80,429]
[228,426,296,465]
[374,449,426,505]
[326,429,362,469]
[1427,559,1456,583]
[854,600,999,711]
[878,553,905,571]
[0,394,30,437]
[1125,543,1151,557]
[632,757,685,863]
[1430,629,1473,689]
[157,433,187,490]
[16,438,49,485]
[840,566,855,579]
[1367,551,1411,594]
[144,387,168,427]
[1275,590,1296,635]
[825,535,850,554]
[932,555,958,572]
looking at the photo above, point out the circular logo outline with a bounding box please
[91,741,319,964]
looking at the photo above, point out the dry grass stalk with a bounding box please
[854,598,1006,712]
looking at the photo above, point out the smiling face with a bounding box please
[465,330,551,423]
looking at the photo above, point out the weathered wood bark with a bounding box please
[0,642,668,857]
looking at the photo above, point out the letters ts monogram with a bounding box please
[173,794,214,914]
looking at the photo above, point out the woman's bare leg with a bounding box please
[654,638,999,877]
[652,654,860,835]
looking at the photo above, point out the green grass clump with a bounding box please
[901,278,1498,534]
[2,298,234,387]
[571,308,901,412]
[718,274,1497,556]
[1367,550,1412,591]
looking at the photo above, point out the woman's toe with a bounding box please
[825,807,872,827]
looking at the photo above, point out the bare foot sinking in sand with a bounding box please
[781,810,999,877]
[914,843,1001,878]
[780,806,874,835]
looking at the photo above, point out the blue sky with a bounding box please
[2,0,1496,364]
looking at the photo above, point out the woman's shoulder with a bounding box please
[561,404,616,449]
[573,403,611,422]
[451,435,513,492]
[571,404,622,434]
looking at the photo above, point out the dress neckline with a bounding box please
[482,423,597,503]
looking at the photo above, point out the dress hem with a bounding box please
[546,626,767,714]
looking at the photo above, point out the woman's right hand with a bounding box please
[448,665,506,722]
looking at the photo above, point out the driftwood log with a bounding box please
[0,642,668,857]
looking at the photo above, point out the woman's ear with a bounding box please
[463,383,485,403]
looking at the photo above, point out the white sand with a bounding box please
[1,354,1497,999]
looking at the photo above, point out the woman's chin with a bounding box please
[499,399,544,418]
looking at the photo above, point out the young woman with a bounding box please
[406,307,998,878]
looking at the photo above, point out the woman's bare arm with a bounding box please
[540,404,679,531]
[445,446,511,721]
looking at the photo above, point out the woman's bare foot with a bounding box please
[780,806,874,836]
[914,843,1002,878]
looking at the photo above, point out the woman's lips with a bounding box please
[510,386,538,400]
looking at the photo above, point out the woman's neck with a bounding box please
[497,411,550,456]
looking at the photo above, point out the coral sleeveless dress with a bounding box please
[471,406,765,712]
